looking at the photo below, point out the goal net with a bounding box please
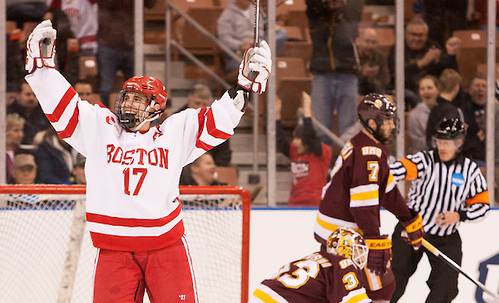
[0,185,250,303]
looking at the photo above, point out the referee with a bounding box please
[389,118,490,303]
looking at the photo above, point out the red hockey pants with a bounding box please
[92,236,198,303]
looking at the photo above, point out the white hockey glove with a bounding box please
[25,20,57,74]
[237,40,272,94]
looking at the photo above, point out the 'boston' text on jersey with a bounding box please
[106,144,169,169]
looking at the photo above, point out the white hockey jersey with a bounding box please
[26,68,244,251]
[48,0,98,54]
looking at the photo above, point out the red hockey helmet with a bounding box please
[114,76,168,131]
[327,227,368,269]
[357,93,398,144]
[121,76,168,110]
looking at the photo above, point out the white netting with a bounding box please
[0,189,248,303]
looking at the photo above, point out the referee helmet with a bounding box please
[433,118,466,140]
[432,118,466,152]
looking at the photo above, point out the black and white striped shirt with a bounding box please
[390,150,490,236]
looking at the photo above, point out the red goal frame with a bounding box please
[0,184,251,303]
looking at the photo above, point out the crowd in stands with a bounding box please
[4,0,499,206]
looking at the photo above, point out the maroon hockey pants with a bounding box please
[92,236,198,303]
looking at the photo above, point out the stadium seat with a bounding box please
[276,0,307,16]
[452,30,499,89]
[282,25,307,42]
[216,166,238,186]
[275,57,309,82]
[476,63,499,80]
[180,7,224,79]
[79,56,98,81]
[6,21,17,34]
[373,27,395,56]
[279,41,313,67]
[145,0,166,21]
[277,77,312,127]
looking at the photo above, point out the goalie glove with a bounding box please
[26,20,57,74]
[401,213,425,250]
[365,235,392,276]
[237,40,272,94]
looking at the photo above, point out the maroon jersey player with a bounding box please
[314,94,425,302]
[249,227,371,303]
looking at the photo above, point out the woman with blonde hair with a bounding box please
[408,75,439,153]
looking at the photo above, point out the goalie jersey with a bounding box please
[249,249,371,303]
[26,69,243,251]
[314,131,413,243]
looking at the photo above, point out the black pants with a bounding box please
[390,222,462,303]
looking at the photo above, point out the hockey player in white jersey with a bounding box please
[24,20,271,303]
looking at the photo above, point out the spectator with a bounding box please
[34,127,75,184]
[422,0,468,47]
[96,0,156,107]
[174,84,232,167]
[176,84,212,112]
[71,153,86,185]
[388,18,460,110]
[180,153,227,186]
[425,69,464,147]
[75,80,99,105]
[7,80,51,145]
[356,27,390,95]
[275,92,331,207]
[9,153,38,184]
[43,8,80,85]
[48,0,98,55]
[306,0,363,138]
[6,113,26,180]
[454,73,487,167]
[217,0,288,76]
[7,0,48,28]
[473,0,499,32]
[6,27,25,93]
[408,75,439,153]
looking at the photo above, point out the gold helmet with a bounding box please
[327,227,369,269]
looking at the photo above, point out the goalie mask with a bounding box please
[114,76,168,131]
[358,93,398,144]
[327,227,369,269]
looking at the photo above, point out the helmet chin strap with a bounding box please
[362,120,391,145]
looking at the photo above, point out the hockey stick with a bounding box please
[422,239,499,301]
[253,0,260,47]
[247,0,261,82]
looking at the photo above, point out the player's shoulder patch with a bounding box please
[340,141,354,160]
[304,252,333,268]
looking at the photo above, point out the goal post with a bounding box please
[0,185,250,303]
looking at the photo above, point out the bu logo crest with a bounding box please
[475,253,499,302]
